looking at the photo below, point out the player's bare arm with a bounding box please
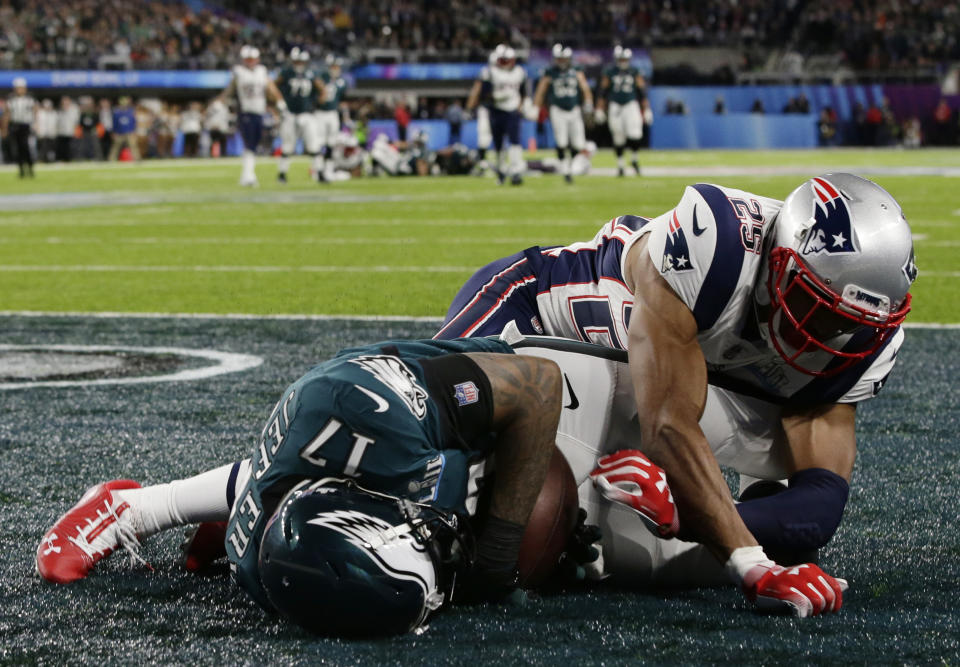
[533,76,551,109]
[466,353,561,525]
[597,75,610,111]
[466,80,482,111]
[624,236,758,561]
[781,403,857,480]
[576,71,593,108]
[266,80,285,109]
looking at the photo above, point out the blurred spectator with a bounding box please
[395,101,411,142]
[714,96,726,114]
[180,102,202,157]
[78,96,100,160]
[36,99,57,162]
[931,99,955,145]
[818,107,838,146]
[109,96,139,160]
[98,98,113,160]
[55,96,79,162]
[903,117,922,148]
[750,98,765,114]
[864,103,883,145]
[204,98,230,157]
[446,100,464,143]
[156,103,177,158]
[135,102,153,158]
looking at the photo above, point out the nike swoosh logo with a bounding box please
[563,373,579,410]
[355,385,389,413]
[692,205,707,236]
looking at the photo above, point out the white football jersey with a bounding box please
[531,183,904,405]
[481,65,526,112]
[232,64,269,114]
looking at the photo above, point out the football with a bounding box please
[517,447,580,588]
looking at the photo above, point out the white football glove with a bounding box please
[589,449,679,538]
[522,99,540,122]
[593,108,606,124]
[726,546,848,618]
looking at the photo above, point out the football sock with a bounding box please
[241,150,256,182]
[617,155,625,171]
[278,155,290,175]
[508,145,522,174]
[116,461,250,538]
[561,156,571,175]
[311,154,323,176]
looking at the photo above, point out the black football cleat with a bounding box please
[277,172,287,184]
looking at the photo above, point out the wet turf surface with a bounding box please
[2,315,958,664]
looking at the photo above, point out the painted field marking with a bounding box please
[0,344,263,390]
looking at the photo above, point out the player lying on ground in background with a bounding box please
[36,338,562,636]
[436,174,917,615]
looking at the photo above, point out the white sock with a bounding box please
[116,461,250,538]
[561,156,571,176]
[242,150,256,182]
[617,155,625,170]
[496,151,505,173]
[508,145,522,174]
[311,154,323,176]
[278,156,290,175]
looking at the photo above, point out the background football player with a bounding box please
[436,173,916,617]
[316,55,349,182]
[36,338,561,635]
[216,45,286,187]
[467,45,527,185]
[596,46,646,177]
[532,44,593,184]
[274,47,325,183]
[470,48,499,176]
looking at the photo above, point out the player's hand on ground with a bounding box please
[556,508,605,584]
[589,449,679,538]
[727,546,847,618]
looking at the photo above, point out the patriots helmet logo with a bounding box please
[800,176,858,256]
[662,210,694,273]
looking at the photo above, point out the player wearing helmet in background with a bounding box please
[532,44,593,184]
[596,46,646,177]
[470,48,499,176]
[274,47,325,183]
[215,45,287,187]
[316,55,349,182]
[467,44,527,185]
[36,338,562,636]
[437,174,916,617]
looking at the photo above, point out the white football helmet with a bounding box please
[758,173,915,375]
[616,47,632,68]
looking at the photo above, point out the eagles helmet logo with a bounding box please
[800,177,858,256]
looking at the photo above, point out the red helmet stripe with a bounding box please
[812,176,839,200]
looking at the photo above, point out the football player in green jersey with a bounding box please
[596,46,646,176]
[274,47,326,183]
[36,337,563,636]
[533,44,593,184]
[317,55,349,182]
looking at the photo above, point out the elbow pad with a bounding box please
[736,468,849,554]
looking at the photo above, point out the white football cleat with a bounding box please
[36,479,149,584]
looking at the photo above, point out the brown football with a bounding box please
[517,447,580,588]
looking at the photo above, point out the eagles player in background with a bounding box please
[216,45,287,187]
[596,46,646,177]
[467,45,527,185]
[316,55,348,182]
[274,47,324,184]
[532,44,593,184]
[2,77,36,178]
[36,338,562,635]
[437,173,917,617]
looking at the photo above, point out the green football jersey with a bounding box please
[605,65,641,105]
[319,72,347,111]
[278,66,319,114]
[545,65,582,111]
[225,336,512,610]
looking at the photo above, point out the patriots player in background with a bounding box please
[216,45,287,187]
[596,46,646,177]
[471,48,499,176]
[274,47,325,184]
[36,339,562,636]
[437,173,917,617]
[316,55,348,182]
[467,45,527,185]
[532,44,593,184]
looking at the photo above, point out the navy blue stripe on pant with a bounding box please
[435,250,542,339]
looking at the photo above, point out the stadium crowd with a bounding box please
[1,0,959,70]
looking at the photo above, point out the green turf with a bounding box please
[0,148,957,321]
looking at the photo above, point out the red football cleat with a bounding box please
[181,521,228,572]
[36,479,148,584]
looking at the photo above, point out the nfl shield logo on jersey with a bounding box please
[662,210,694,273]
[801,177,858,256]
[454,381,479,406]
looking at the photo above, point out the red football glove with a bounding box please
[589,449,679,538]
[727,546,848,617]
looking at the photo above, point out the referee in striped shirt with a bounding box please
[3,78,36,178]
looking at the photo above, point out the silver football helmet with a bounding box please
[758,173,915,375]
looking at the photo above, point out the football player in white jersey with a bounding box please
[437,174,917,617]
[470,48,499,176]
[467,45,527,185]
[216,45,287,187]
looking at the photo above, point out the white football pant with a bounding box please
[608,100,643,146]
